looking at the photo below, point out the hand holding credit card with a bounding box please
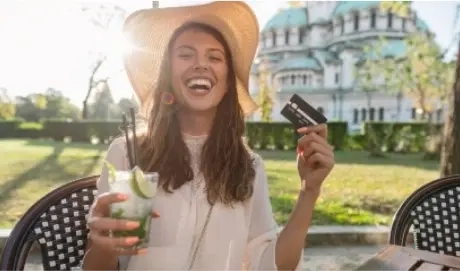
[281,94,327,129]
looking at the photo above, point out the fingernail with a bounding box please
[298,127,308,133]
[117,194,128,200]
[126,221,140,228]
[125,237,139,244]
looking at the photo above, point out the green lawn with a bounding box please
[0,139,440,228]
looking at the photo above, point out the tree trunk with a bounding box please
[82,101,88,119]
[440,41,460,177]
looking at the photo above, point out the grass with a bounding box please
[0,139,440,228]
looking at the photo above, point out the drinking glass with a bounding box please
[108,170,158,248]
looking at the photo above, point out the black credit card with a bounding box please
[281,94,327,129]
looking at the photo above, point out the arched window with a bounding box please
[271,30,277,47]
[370,9,376,29]
[353,109,359,124]
[369,107,375,121]
[353,12,360,31]
[284,29,290,45]
[378,107,385,121]
[361,108,367,121]
[298,27,305,44]
[387,12,393,28]
[411,107,417,120]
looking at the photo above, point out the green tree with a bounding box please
[388,34,453,120]
[354,38,393,157]
[256,60,274,122]
[15,89,80,121]
[89,82,116,120]
[0,88,15,120]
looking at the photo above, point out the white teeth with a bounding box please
[187,78,212,89]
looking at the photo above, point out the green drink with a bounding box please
[107,165,158,248]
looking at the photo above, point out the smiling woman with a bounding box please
[83,2,335,271]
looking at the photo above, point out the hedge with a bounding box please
[0,119,443,153]
[0,120,349,150]
[361,122,444,153]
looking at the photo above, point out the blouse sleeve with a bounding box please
[244,154,303,270]
[92,137,132,270]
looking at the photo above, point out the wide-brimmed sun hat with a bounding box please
[122,1,260,117]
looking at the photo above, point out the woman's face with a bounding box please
[170,27,229,114]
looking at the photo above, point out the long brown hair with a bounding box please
[136,22,255,205]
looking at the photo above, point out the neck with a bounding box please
[178,110,215,136]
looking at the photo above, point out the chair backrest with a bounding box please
[0,175,99,270]
[389,174,460,256]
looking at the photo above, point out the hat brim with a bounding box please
[122,1,260,116]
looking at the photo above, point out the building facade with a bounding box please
[248,1,445,132]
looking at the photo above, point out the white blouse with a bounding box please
[94,134,303,270]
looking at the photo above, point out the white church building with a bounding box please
[247,1,444,132]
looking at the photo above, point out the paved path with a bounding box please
[21,245,382,270]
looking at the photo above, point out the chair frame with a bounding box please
[0,175,98,270]
[388,174,460,247]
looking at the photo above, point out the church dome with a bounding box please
[333,1,380,17]
[262,7,308,32]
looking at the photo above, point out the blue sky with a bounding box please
[0,1,459,106]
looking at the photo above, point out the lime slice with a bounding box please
[129,166,154,199]
[105,161,117,184]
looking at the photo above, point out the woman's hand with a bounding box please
[296,124,335,193]
[86,192,159,255]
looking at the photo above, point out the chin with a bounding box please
[184,104,218,114]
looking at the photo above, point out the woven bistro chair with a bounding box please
[389,174,460,257]
[0,175,98,270]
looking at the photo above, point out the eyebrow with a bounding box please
[175,45,225,55]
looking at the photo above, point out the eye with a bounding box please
[209,55,223,62]
[178,53,193,59]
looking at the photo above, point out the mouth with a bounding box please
[185,78,213,95]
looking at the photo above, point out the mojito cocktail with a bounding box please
[107,165,158,248]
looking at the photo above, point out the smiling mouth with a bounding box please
[186,78,213,93]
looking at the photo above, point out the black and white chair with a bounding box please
[389,174,460,256]
[0,175,98,270]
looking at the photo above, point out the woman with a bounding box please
[83,2,335,270]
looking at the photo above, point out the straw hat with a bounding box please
[122,1,260,117]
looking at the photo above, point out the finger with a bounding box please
[91,192,129,215]
[306,153,334,169]
[302,141,334,159]
[88,217,141,232]
[297,132,333,152]
[89,232,141,250]
[115,247,148,256]
[296,124,328,139]
[152,210,160,218]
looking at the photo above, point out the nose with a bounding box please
[192,54,209,71]
[192,63,209,72]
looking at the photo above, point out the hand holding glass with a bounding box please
[108,166,158,249]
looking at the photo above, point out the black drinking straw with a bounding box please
[129,108,139,167]
[122,113,134,169]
